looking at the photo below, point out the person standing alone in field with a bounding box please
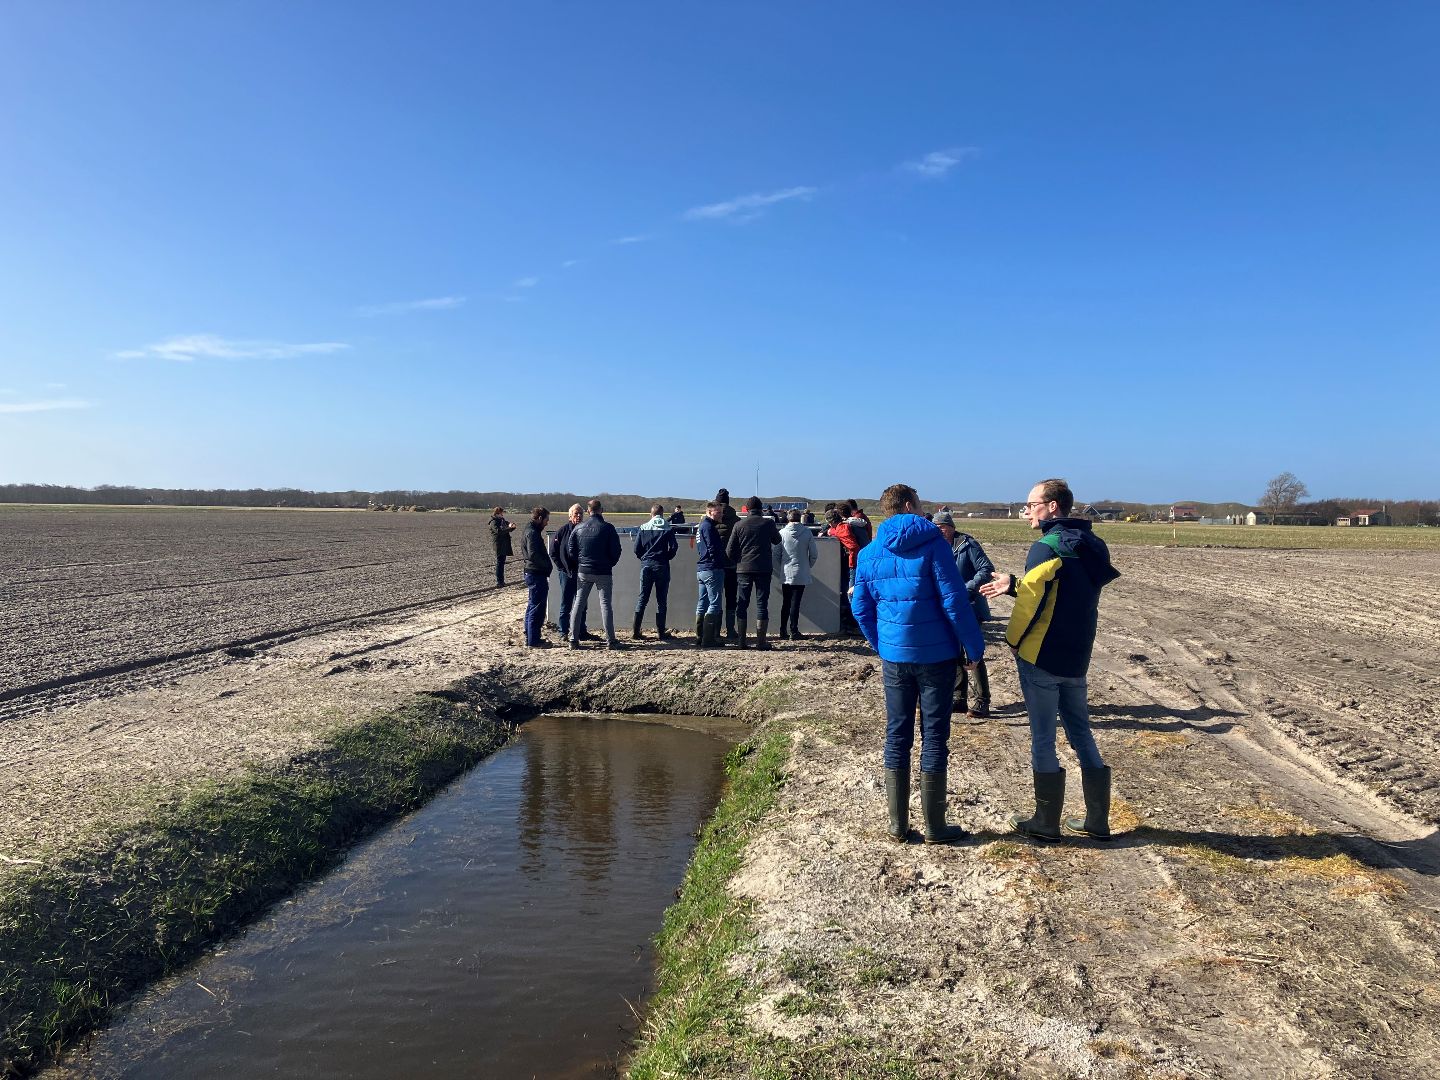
[851,484,985,844]
[633,503,679,640]
[567,498,625,650]
[933,510,996,719]
[778,508,818,640]
[726,495,783,649]
[518,507,553,647]
[489,506,516,587]
[981,478,1120,842]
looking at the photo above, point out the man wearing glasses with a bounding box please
[981,478,1120,842]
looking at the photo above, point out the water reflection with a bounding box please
[49,716,733,1080]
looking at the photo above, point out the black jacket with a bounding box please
[726,514,782,575]
[567,513,623,575]
[519,521,552,577]
[549,521,578,575]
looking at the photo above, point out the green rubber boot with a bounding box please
[1065,766,1113,839]
[884,768,910,843]
[1010,769,1066,843]
[920,770,969,844]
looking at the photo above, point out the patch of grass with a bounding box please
[1219,803,1314,837]
[1110,798,1144,832]
[1277,854,1407,899]
[739,675,801,721]
[981,841,1033,865]
[1176,844,1256,875]
[0,695,509,1078]
[1088,1037,1145,1062]
[1127,731,1192,756]
[847,948,906,989]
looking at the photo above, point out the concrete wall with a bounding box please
[546,528,849,635]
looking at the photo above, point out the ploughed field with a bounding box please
[0,510,496,718]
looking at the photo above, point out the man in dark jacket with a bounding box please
[725,496,782,650]
[982,478,1120,842]
[549,504,588,641]
[488,506,516,587]
[694,501,726,648]
[933,510,995,718]
[713,488,741,641]
[518,507,553,648]
[852,484,984,844]
[668,505,686,525]
[633,503,679,640]
[566,498,625,650]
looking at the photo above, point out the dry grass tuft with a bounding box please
[1128,731,1192,755]
[1110,798,1144,831]
[1278,854,1407,899]
[1220,802,1315,836]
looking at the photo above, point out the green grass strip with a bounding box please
[0,694,509,1077]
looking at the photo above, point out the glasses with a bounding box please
[1021,500,1052,511]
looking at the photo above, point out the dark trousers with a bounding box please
[955,659,991,709]
[723,567,738,620]
[635,563,671,623]
[882,658,959,773]
[735,572,771,621]
[523,572,548,645]
[556,570,586,637]
[841,563,860,635]
[494,552,506,586]
[780,583,806,631]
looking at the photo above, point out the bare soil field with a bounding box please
[3,509,1439,1077]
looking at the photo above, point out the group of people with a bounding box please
[850,479,1119,846]
[491,475,1120,846]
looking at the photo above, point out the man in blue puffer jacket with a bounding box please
[851,483,985,845]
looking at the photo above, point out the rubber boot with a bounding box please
[884,769,910,843]
[920,771,969,844]
[656,615,670,640]
[970,661,991,719]
[1065,766,1113,839]
[789,614,803,640]
[754,620,770,650]
[703,613,722,648]
[694,615,706,648]
[632,612,646,641]
[778,619,790,641]
[953,665,969,718]
[1010,769,1066,843]
[736,617,748,650]
[725,610,737,643]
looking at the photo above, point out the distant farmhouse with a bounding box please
[1337,507,1392,527]
[1169,504,1200,522]
[1246,511,1324,526]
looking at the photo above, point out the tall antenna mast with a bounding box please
[755,462,760,497]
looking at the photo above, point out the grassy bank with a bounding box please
[0,695,510,1077]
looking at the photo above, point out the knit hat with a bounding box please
[932,509,955,527]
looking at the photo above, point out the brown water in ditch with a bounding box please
[50,714,742,1080]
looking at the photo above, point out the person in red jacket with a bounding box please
[826,508,861,634]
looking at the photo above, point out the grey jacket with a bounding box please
[779,522,819,585]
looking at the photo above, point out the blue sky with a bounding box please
[1,2,1435,503]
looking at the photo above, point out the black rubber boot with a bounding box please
[884,769,910,843]
[703,613,722,648]
[971,661,991,718]
[1010,769,1066,843]
[1065,766,1113,839]
[656,615,670,640]
[726,611,737,643]
[736,617,748,649]
[920,770,969,844]
[754,620,770,650]
[953,665,969,718]
[694,615,706,648]
[632,613,646,641]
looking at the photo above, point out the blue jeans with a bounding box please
[556,570,576,636]
[882,658,958,773]
[696,570,723,616]
[572,573,615,642]
[735,572,771,621]
[523,572,548,645]
[1016,657,1105,772]
[635,563,671,621]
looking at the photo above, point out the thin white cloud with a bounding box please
[611,234,650,245]
[684,186,817,222]
[513,276,540,288]
[900,147,978,179]
[561,259,582,268]
[115,334,351,362]
[0,398,94,414]
[355,296,466,317]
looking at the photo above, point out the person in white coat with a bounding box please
[778,509,819,640]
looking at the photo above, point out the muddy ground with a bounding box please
[3,511,1439,1077]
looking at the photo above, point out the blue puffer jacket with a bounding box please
[851,514,985,665]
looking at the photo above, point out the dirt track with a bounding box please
[4,511,1440,1077]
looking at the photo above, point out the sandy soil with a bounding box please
[4,513,1439,1077]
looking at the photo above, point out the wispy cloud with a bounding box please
[561,259,582,268]
[512,276,540,289]
[0,398,94,414]
[611,234,649,245]
[683,186,817,223]
[355,296,466,317]
[900,147,978,179]
[115,334,351,362]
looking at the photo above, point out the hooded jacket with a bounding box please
[695,516,725,572]
[951,533,995,621]
[850,514,985,666]
[779,522,819,585]
[566,512,622,576]
[519,521,552,577]
[634,515,679,567]
[726,513,782,575]
[1005,517,1119,678]
[827,521,860,568]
